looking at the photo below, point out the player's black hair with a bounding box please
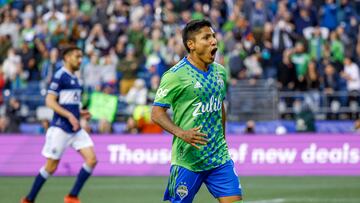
[61,45,81,59]
[182,19,213,53]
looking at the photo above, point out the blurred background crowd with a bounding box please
[1,0,360,135]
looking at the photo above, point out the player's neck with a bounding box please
[187,55,208,72]
[64,64,75,74]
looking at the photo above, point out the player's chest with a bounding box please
[58,77,82,104]
[180,71,225,101]
[61,77,81,90]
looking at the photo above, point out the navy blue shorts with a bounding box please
[163,160,242,202]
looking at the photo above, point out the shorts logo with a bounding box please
[176,185,188,200]
[156,88,169,98]
[51,148,57,154]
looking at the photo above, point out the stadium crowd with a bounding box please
[1,0,360,134]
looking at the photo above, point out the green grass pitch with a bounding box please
[1,176,360,203]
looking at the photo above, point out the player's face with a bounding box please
[66,50,83,71]
[191,26,218,64]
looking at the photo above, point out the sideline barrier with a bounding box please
[0,134,359,176]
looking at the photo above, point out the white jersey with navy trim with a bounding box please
[48,68,82,133]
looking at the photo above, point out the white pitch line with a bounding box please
[247,198,286,203]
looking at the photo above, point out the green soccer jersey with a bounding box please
[154,57,230,172]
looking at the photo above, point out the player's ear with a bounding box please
[187,39,195,51]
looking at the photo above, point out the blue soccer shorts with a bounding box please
[163,160,242,203]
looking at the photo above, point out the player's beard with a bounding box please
[71,61,81,72]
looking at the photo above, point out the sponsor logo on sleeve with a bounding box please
[50,82,58,90]
[156,88,169,98]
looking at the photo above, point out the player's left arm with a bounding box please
[218,63,227,139]
[222,102,226,139]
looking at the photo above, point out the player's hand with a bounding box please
[178,126,208,149]
[67,113,80,131]
[80,109,91,120]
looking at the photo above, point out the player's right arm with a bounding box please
[151,106,207,149]
[151,71,208,149]
[46,94,80,131]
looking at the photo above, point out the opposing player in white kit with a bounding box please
[21,46,97,203]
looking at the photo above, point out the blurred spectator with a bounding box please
[278,50,297,92]
[18,42,38,81]
[2,48,23,89]
[124,117,139,134]
[278,50,297,117]
[293,7,317,35]
[142,4,155,32]
[160,32,185,67]
[295,102,316,132]
[41,47,62,85]
[98,119,112,134]
[249,0,271,32]
[244,52,263,79]
[0,116,9,133]
[305,60,321,110]
[303,26,329,62]
[192,2,204,20]
[100,52,117,85]
[347,16,359,46]
[127,21,145,58]
[82,52,101,90]
[147,75,160,103]
[0,67,5,104]
[260,23,277,79]
[338,0,355,25]
[354,119,360,133]
[291,42,310,90]
[105,16,123,46]
[272,17,294,54]
[244,120,255,134]
[20,19,36,48]
[21,4,34,22]
[0,12,19,48]
[117,44,139,95]
[86,23,109,53]
[133,105,162,134]
[227,42,246,80]
[42,8,66,34]
[0,35,12,63]
[114,35,128,60]
[323,63,341,119]
[144,28,165,57]
[336,25,353,59]
[126,79,148,114]
[341,57,360,105]
[320,0,338,31]
[5,97,22,133]
[329,31,344,69]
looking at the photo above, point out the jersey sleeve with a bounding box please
[47,74,62,96]
[218,64,228,83]
[215,63,228,100]
[153,71,180,108]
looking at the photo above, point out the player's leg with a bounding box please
[65,129,96,201]
[22,127,68,202]
[163,165,205,203]
[204,160,243,203]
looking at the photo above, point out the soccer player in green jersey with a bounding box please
[152,19,243,203]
